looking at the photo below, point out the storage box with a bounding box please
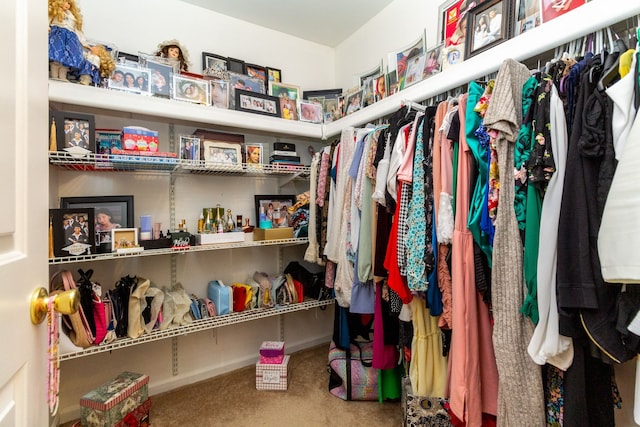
[256,355,290,391]
[273,142,295,152]
[80,372,149,427]
[121,127,159,152]
[114,398,150,427]
[260,341,285,357]
[196,231,245,245]
[253,227,293,241]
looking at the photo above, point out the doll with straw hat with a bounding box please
[155,39,191,72]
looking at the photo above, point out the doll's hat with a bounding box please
[156,39,191,69]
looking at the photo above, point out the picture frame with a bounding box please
[298,100,323,124]
[202,141,242,167]
[201,51,228,73]
[541,0,586,24]
[227,57,245,74]
[108,64,152,95]
[403,53,426,88]
[179,135,201,161]
[386,70,399,96]
[344,89,363,115]
[95,128,122,155]
[374,74,388,101]
[361,75,378,107]
[439,0,467,47]
[323,98,339,124]
[423,44,443,78]
[111,228,141,253]
[254,195,296,229]
[357,61,383,87]
[244,63,267,85]
[245,143,263,168]
[116,51,139,67]
[266,67,282,83]
[49,208,96,258]
[60,195,134,254]
[514,0,541,35]
[268,81,301,101]
[279,97,298,121]
[303,88,342,100]
[139,53,177,98]
[51,110,95,156]
[172,74,211,105]
[235,89,281,118]
[228,71,265,93]
[210,79,230,109]
[465,0,512,59]
[390,32,426,90]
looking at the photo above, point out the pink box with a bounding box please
[259,341,285,358]
[260,354,285,364]
[256,355,290,391]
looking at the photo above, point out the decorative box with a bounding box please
[80,372,149,427]
[196,231,245,245]
[121,126,159,152]
[260,341,285,357]
[401,376,451,427]
[256,355,290,391]
[253,227,293,241]
[273,142,295,152]
[114,398,151,427]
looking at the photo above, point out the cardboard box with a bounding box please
[196,231,245,245]
[256,355,290,391]
[253,227,293,241]
[80,372,149,427]
[121,127,159,152]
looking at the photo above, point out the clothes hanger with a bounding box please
[597,27,626,90]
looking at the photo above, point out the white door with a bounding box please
[0,1,50,426]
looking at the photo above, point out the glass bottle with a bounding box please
[226,209,234,232]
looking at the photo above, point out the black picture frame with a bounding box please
[465,0,512,59]
[60,195,134,253]
[143,58,174,98]
[235,89,281,118]
[202,52,228,73]
[227,57,245,74]
[254,195,296,229]
[244,63,267,85]
[49,208,96,258]
[303,88,343,100]
[117,51,139,67]
[50,110,95,155]
[266,67,282,83]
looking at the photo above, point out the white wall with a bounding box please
[80,0,335,91]
[334,0,440,91]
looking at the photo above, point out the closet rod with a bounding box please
[401,99,426,112]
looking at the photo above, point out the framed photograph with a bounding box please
[279,97,298,120]
[235,89,281,118]
[386,70,399,96]
[267,67,282,83]
[439,0,467,47]
[374,74,387,101]
[95,128,121,155]
[51,111,95,156]
[202,141,242,166]
[179,135,200,161]
[357,61,383,87]
[391,33,425,90]
[245,143,263,168]
[49,208,95,257]
[244,63,267,84]
[335,96,346,120]
[201,52,228,73]
[323,98,339,123]
[423,44,443,78]
[465,0,512,59]
[515,0,541,35]
[541,0,586,24]
[361,75,378,107]
[108,64,151,95]
[299,100,323,124]
[269,81,301,101]
[139,53,177,98]
[210,79,230,109]
[228,71,265,93]
[404,53,426,88]
[111,228,141,253]
[344,89,363,115]
[254,195,296,229]
[60,195,134,254]
[227,57,245,74]
[117,51,139,67]
[303,88,342,100]
[172,74,211,105]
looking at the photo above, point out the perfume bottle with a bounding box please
[198,212,204,233]
[216,208,224,233]
[226,209,234,232]
[205,208,213,232]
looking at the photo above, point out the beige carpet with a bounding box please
[150,343,401,427]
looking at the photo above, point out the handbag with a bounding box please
[50,270,94,348]
[284,261,329,300]
[401,376,452,427]
[76,269,108,345]
[328,339,378,401]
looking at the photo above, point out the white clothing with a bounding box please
[606,53,637,161]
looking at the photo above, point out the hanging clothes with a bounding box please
[304,151,322,265]
[448,93,499,427]
[483,58,545,427]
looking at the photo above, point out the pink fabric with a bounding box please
[316,150,330,207]
[396,115,421,183]
[448,94,499,426]
[372,280,397,369]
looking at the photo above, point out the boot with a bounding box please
[58,65,69,81]
[49,62,60,79]
[78,75,92,85]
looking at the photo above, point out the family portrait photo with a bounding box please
[108,64,152,95]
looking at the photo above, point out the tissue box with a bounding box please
[256,355,290,391]
[253,227,293,241]
[80,372,149,427]
[121,127,159,152]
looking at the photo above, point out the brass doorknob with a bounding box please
[30,287,80,324]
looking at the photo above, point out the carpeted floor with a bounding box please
[150,343,402,426]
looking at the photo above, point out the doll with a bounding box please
[155,39,191,72]
[48,0,99,84]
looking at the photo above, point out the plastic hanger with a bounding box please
[597,27,627,91]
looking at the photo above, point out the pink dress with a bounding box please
[448,94,499,426]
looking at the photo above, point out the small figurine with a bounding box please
[155,39,191,72]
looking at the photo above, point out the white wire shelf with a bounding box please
[48,237,309,264]
[49,151,311,178]
[58,298,334,361]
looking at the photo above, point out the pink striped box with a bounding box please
[260,354,285,364]
[256,355,290,391]
[80,372,149,427]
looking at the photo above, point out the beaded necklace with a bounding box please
[48,298,59,415]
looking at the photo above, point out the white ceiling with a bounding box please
[179,0,395,47]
